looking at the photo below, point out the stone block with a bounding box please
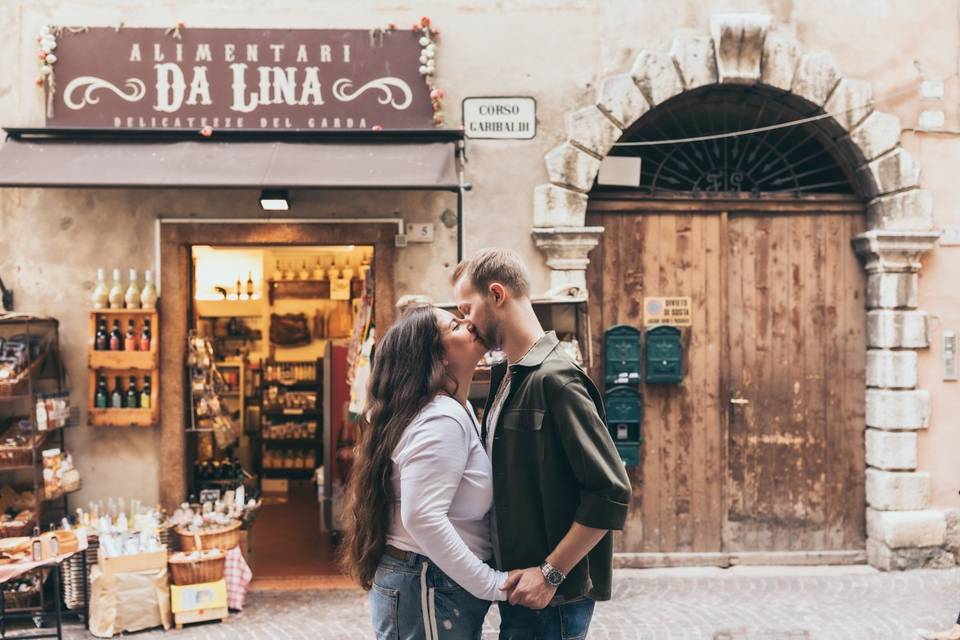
[865,350,918,389]
[850,111,902,162]
[865,389,930,430]
[867,189,934,231]
[791,51,841,106]
[710,13,771,84]
[824,78,874,131]
[858,148,921,197]
[596,73,650,129]
[670,35,718,90]
[544,143,601,193]
[865,428,917,470]
[945,509,960,554]
[866,507,946,547]
[532,184,588,228]
[866,272,918,310]
[760,33,800,91]
[866,310,929,349]
[867,539,956,571]
[865,468,930,510]
[631,50,684,106]
[565,105,622,159]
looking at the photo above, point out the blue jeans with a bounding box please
[369,550,491,640]
[497,598,595,640]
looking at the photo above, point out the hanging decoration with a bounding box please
[35,26,58,119]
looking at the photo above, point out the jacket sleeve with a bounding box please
[552,375,632,530]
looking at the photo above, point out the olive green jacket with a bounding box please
[483,332,631,602]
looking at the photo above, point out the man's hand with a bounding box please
[500,566,556,609]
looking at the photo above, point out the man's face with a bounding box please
[453,277,499,349]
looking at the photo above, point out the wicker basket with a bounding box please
[0,446,32,469]
[175,520,241,552]
[168,551,226,586]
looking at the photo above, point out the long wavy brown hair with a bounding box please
[340,305,451,589]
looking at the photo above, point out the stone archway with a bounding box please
[533,13,947,569]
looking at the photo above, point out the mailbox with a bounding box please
[604,325,642,386]
[645,325,683,384]
[604,386,643,444]
[615,444,640,467]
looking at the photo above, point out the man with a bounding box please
[452,248,631,639]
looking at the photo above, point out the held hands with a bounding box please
[499,567,557,610]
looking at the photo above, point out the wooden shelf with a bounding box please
[262,408,318,417]
[92,308,156,315]
[262,468,315,478]
[0,352,48,398]
[88,407,156,427]
[262,438,320,446]
[89,349,157,370]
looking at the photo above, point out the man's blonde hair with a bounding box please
[452,247,531,298]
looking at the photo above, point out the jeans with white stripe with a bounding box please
[370,550,491,640]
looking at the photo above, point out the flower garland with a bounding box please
[35,26,58,118]
[384,16,445,128]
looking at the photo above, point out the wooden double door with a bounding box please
[587,200,866,553]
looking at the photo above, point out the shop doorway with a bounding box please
[158,221,397,585]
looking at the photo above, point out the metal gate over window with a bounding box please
[597,85,860,198]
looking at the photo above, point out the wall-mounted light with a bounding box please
[259,189,290,211]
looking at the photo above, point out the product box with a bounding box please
[170,579,227,614]
[98,548,168,576]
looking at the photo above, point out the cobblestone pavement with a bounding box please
[38,566,960,639]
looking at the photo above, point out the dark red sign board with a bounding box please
[45,28,434,129]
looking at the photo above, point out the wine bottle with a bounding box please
[140,270,158,310]
[111,377,123,409]
[139,319,152,351]
[94,318,109,351]
[125,269,141,309]
[92,268,109,309]
[298,260,310,280]
[108,269,124,309]
[246,271,255,298]
[141,376,152,409]
[95,375,108,409]
[109,320,123,351]
[124,319,137,351]
[125,376,140,409]
[272,260,282,282]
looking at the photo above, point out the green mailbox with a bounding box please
[604,325,642,386]
[645,325,683,384]
[615,444,640,467]
[604,386,643,444]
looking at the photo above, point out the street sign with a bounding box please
[643,296,692,326]
[462,97,536,139]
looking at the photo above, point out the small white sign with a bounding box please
[462,97,536,140]
[598,156,642,187]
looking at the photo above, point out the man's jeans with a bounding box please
[498,598,595,640]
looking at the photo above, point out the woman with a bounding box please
[342,305,509,640]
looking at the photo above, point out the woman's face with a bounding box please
[435,308,486,376]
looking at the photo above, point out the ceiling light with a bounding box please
[259,189,289,211]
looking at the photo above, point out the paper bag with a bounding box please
[89,565,172,638]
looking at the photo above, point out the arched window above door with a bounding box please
[595,85,860,198]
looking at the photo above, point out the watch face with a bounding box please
[546,569,564,586]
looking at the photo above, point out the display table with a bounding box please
[0,550,86,640]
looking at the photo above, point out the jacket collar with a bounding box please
[511,331,559,369]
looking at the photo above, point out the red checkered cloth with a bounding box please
[224,545,253,610]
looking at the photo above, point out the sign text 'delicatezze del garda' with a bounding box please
[46,28,434,129]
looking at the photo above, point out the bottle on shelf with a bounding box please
[109,319,123,351]
[298,260,310,280]
[95,375,109,409]
[246,271,255,298]
[94,318,109,351]
[125,269,141,309]
[141,376,152,409]
[327,255,340,281]
[140,269,158,310]
[139,318,152,351]
[236,276,243,300]
[108,268,124,309]
[92,268,109,309]
[124,320,137,351]
[312,257,325,281]
[125,376,139,409]
[272,260,283,282]
[283,261,295,281]
[111,377,123,409]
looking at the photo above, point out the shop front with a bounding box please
[0,20,469,632]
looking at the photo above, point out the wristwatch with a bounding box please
[539,561,566,587]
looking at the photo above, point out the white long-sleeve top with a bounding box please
[385,394,509,601]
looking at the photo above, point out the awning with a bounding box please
[0,129,462,190]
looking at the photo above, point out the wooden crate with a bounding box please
[88,309,160,427]
[174,606,228,630]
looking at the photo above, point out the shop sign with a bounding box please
[330,278,352,301]
[43,28,437,129]
[643,297,692,326]
[462,97,536,139]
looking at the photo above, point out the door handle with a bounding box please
[729,398,750,405]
